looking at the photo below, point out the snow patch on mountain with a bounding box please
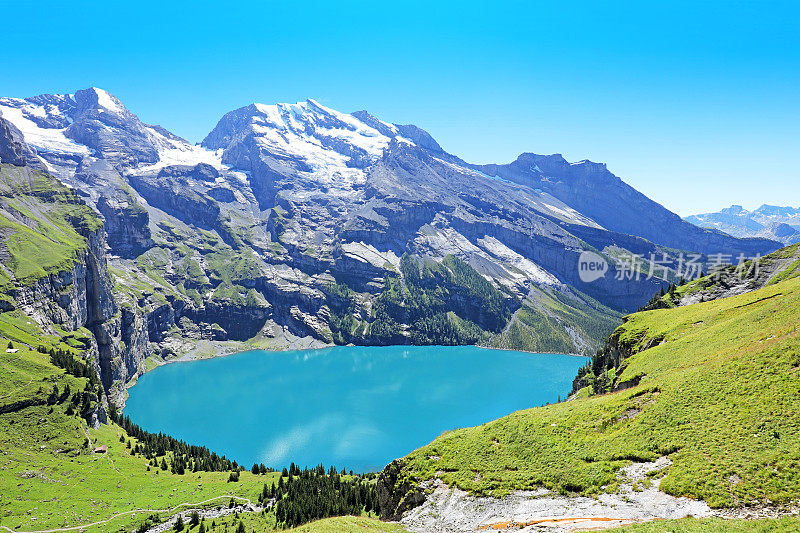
[540,202,588,224]
[250,99,393,174]
[138,126,225,171]
[0,100,90,156]
[93,87,124,114]
[341,242,402,269]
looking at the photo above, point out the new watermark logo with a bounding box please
[576,251,764,283]
[578,251,609,282]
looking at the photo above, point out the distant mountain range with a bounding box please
[0,88,782,402]
[685,205,800,245]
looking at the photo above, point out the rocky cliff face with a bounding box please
[376,460,427,521]
[0,119,149,409]
[0,118,27,166]
[10,221,148,407]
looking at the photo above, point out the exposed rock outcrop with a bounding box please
[0,145,149,410]
[377,460,427,521]
[0,117,27,166]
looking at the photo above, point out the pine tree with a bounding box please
[47,385,59,405]
[174,516,184,532]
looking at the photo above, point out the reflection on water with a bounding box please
[125,345,587,472]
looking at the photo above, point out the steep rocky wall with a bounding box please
[0,118,150,410]
[376,459,427,521]
[9,227,150,407]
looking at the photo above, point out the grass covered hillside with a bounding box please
[0,338,275,532]
[387,272,800,509]
[0,164,102,289]
[608,516,800,532]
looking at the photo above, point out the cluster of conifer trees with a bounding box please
[41,346,103,423]
[260,464,380,528]
[637,279,686,312]
[46,347,99,382]
[110,411,250,473]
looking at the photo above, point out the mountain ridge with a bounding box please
[0,87,782,405]
[685,204,800,245]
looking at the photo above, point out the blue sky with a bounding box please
[1,0,797,215]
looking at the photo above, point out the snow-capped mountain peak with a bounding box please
[245,97,397,160]
[89,87,126,115]
[201,98,415,189]
[0,87,227,172]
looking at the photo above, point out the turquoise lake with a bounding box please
[125,345,587,473]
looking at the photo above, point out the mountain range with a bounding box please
[685,204,800,245]
[0,87,781,404]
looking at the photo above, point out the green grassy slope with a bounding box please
[203,514,405,533]
[395,274,800,508]
[608,516,800,532]
[1,337,389,533]
[0,343,275,533]
[0,164,102,288]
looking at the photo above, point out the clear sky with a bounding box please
[2,0,797,216]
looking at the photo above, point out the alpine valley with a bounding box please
[1,88,798,533]
[0,88,780,404]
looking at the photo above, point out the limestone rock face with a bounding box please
[376,459,426,521]
[96,194,153,257]
[0,146,149,409]
[128,171,222,230]
[10,224,148,406]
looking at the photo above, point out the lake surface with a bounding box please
[125,345,587,473]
